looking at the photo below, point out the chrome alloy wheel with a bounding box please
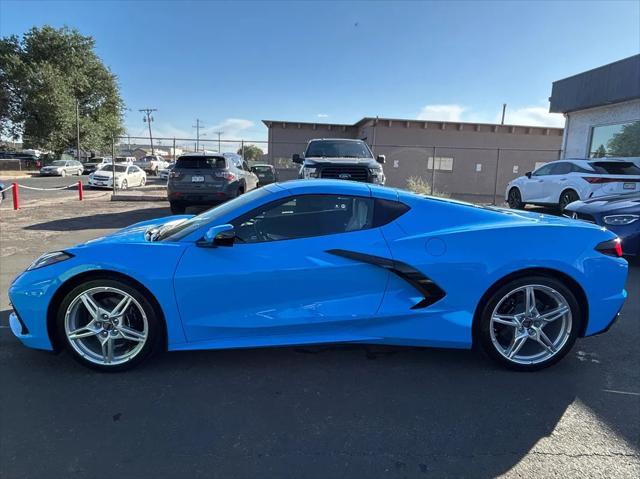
[64,287,148,366]
[489,284,572,365]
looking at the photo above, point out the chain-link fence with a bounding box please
[114,136,560,205]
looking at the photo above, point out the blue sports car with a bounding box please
[8,180,628,371]
[565,193,640,256]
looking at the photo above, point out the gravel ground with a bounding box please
[0,199,638,478]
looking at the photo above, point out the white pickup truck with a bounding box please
[135,155,170,176]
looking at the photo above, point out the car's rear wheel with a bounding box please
[478,276,580,371]
[559,189,579,212]
[56,279,162,371]
[507,187,523,209]
[170,201,185,214]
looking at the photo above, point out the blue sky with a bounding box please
[1,0,639,144]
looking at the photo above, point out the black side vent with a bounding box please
[326,249,446,309]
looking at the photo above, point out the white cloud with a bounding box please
[317,113,329,118]
[417,104,466,122]
[416,103,564,128]
[501,107,564,128]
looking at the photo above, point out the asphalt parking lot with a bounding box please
[0,197,638,478]
[0,173,167,208]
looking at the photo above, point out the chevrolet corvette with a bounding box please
[8,180,628,371]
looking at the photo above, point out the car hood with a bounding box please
[78,215,194,246]
[304,157,379,166]
[565,193,640,214]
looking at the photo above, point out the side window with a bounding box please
[372,199,410,227]
[553,162,571,175]
[242,161,251,171]
[532,164,555,176]
[232,195,374,243]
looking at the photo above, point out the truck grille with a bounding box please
[320,165,369,182]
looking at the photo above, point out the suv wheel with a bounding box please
[507,187,523,209]
[559,190,579,212]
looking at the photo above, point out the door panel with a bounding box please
[173,229,391,342]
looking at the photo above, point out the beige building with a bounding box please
[264,117,563,202]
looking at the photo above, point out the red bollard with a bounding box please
[78,180,83,201]
[11,182,19,210]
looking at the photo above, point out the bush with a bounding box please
[405,176,450,198]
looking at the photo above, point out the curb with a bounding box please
[111,194,167,202]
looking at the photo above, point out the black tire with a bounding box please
[507,187,523,209]
[477,275,581,372]
[56,278,163,372]
[170,201,186,214]
[559,189,579,212]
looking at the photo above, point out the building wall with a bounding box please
[266,119,562,201]
[562,99,640,158]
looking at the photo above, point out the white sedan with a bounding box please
[88,164,147,190]
[506,159,640,211]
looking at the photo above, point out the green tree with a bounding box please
[0,26,124,153]
[607,121,640,157]
[238,144,264,162]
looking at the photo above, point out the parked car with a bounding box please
[167,152,258,214]
[293,138,386,184]
[565,193,640,256]
[0,181,5,204]
[82,157,110,175]
[135,155,170,176]
[8,180,627,371]
[88,164,146,190]
[159,163,175,180]
[506,159,640,211]
[251,164,278,186]
[40,159,83,177]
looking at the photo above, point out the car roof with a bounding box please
[307,138,366,142]
[178,152,225,158]
[274,179,373,196]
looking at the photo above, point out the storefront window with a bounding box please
[589,120,640,158]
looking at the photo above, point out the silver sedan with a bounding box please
[40,160,84,177]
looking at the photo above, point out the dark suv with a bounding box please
[167,153,258,214]
[293,138,386,184]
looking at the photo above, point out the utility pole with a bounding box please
[139,108,157,155]
[501,103,507,125]
[76,99,81,162]
[192,119,205,152]
[213,130,224,152]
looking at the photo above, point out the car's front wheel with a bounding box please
[120,179,128,191]
[507,187,523,209]
[56,278,162,371]
[478,276,580,371]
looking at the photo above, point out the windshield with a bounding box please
[158,187,270,241]
[51,160,67,166]
[176,156,226,169]
[591,162,640,175]
[305,140,372,159]
[97,164,127,173]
